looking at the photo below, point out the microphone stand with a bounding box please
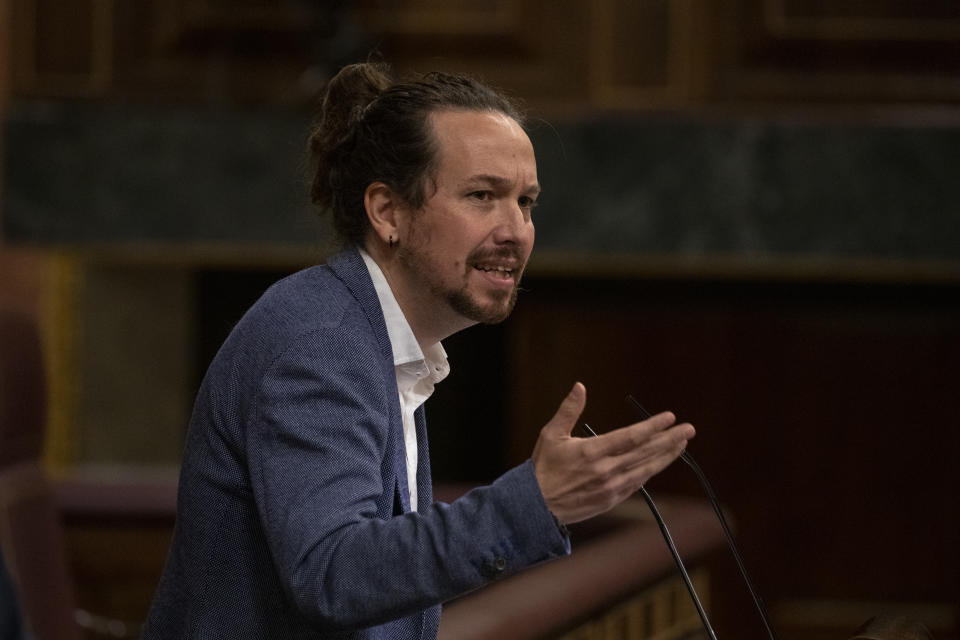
[639,485,719,640]
[584,422,719,639]
[625,395,781,640]
[622,396,938,640]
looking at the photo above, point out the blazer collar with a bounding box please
[327,246,394,363]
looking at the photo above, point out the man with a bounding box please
[144,63,694,639]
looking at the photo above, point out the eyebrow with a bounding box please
[463,174,541,195]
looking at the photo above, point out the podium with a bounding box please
[437,495,725,640]
[29,474,725,640]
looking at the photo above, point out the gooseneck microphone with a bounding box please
[584,422,719,640]
[615,396,934,640]
[624,395,780,640]
[638,485,719,640]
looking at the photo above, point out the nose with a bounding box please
[492,200,534,246]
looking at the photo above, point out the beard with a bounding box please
[446,277,519,324]
[398,244,524,325]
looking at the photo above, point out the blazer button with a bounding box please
[482,556,508,578]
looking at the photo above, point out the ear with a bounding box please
[364,181,403,247]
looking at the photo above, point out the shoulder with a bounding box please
[247,251,376,340]
[250,248,379,335]
[256,264,354,329]
[214,257,387,380]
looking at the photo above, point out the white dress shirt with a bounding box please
[359,248,450,511]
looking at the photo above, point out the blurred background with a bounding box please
[1,1,958,639]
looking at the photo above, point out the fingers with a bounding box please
[541,382,587,438]
[582,431,690,506]
[609,431,690,487]
[583,417,694,496]
[584,411,687,459]
[588,421,692,477]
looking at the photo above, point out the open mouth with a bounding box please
[473,264,515,280]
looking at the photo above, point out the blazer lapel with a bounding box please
[327,248,393,362]
[328,247,411,514]
[414,405,433,511]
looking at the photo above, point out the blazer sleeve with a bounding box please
[246,326,569,632]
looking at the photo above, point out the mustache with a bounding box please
[466,246,526,266]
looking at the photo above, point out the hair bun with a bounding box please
[309,63,393,208]
[323,63,391,128]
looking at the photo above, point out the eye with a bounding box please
[468,190,492,201]
[518,195,538,210]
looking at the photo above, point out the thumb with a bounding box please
[543,382,587,437]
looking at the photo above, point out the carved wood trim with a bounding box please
[358,0,522,37]
[728,0,960,102]
[11,0,114,98]
[589,0,707,109]
[158,0,320,43]
[764,0,960,41]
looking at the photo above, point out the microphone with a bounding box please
[624,397,939,640]
[625,395,779,640]
[583,421,718,640]
[637,484,719,640]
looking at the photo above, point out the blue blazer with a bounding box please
[144,249,570,639]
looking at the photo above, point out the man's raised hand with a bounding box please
[531,382,695,525]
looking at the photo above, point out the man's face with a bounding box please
[398,109,538,326]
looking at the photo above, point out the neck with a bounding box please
[362,241,473,350]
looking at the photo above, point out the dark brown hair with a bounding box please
[308,62,524,246]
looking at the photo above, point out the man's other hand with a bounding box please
[531,382,695,525]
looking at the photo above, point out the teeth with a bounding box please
[476,265,513,276]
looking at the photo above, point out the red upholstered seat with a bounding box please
[0,307,80,640]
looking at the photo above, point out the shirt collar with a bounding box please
[359,248,449,381]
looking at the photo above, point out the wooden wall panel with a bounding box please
[590,0,714,109]
[9,0,338,102]
[164,0,319,34]
[110,1,311,104]
[77,265,193,465]
[728,0,960,102]
[9,0,960,108]
[767,0,960,40]
[355,0,522,38]
[365,0,595,115]
[10,0,112,97]
[7,0,590,109]
[503,275,960,638]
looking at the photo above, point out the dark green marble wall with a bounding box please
[532,117,960,261]
[3,104,324,247]
[5,103,960,261]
